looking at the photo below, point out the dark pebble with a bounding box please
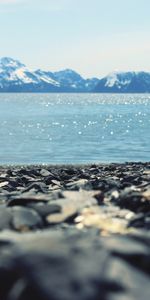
[23,182,47,193]
[128,213,145,228]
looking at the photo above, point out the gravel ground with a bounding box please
[0,162,150,300]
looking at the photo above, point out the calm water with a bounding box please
[0,93,149,164]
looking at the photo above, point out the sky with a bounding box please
[0,0,150,78]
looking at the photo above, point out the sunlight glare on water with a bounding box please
[0,93,149,164]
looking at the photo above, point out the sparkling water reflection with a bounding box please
[0,93,149,164]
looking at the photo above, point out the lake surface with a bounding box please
[0,93,149,164]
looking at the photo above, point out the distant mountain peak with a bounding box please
[60,68,76,73]
[53,69,84,87]
[54,68,83,78]
[94,70,150,93]
[0,56,98,92]
[0,57,25,69]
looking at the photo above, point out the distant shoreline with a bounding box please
[0,161,149,169]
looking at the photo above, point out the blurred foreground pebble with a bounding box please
[0,162,150,299]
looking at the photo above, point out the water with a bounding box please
[0,93,149,164]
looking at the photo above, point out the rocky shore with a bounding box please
[0,162,150,300]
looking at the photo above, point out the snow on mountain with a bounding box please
[105,72,118,87]
[94,71,150,93]
[0,57,61,91]
[0,57,60,86]
[0,57,38,85]
[0,57,25,69]
[1,57,150,93]
[0,58,99,92]
[104,71,134,89]
[53,69,99,91]
[35,70,60,86]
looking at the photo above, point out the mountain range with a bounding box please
[94,71,150,93]
[0,57,150,93]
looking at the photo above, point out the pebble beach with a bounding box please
[0,162,150,299]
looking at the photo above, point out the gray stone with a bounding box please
[27,202,61,218]
[0,206,12,230]
[11,207,43,231]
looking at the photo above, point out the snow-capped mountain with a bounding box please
[0,57,61,92]
[53,69,99,92]
[94,71,150,93]
[1,58,150,93]
[0,57,98,92]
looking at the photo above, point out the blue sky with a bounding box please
[0,0,150,78]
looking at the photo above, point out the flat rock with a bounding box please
[46,191,97,224]
[11,206,43,231]
[27,202,61,218]
[7,193,51,207]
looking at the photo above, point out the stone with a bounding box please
[128,213,145,228]
[46,200,77,224]
[75,206,129,234]
[11,206,43,231]
[39,169,52,177]
[117,187,150,212]
[23,182,47,193]
[143,189,150,201]
[7,193,51,207]
[0,163,149,299]
[0,181,9,188]
[0,206,12,230]
[27,203,61,219]
[65,179,89,190]
[0,230,149,300]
